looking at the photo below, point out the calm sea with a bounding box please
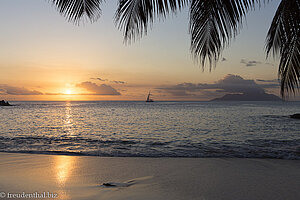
[0,101,299,159]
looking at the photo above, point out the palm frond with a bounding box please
[266,0,300,98]
[115,0,188,42]
[189,0,262,70]
[50,0,103,24]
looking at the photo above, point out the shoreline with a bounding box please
[0,150,298,160]
[1,152,299,200]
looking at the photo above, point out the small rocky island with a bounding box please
[0,100,12,106]
[290,114,300,119]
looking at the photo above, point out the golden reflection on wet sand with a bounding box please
[55,155,76,185]
[54,155,76,199]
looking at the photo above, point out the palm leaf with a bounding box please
[266,0,300,98]
[50,0,103,24]
[189,0,262,70]
[115,0,188,42]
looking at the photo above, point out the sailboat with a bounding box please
[146,91,154,102]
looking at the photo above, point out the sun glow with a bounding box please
[65,89,72,95]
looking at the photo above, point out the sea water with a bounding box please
[0,101,299,159]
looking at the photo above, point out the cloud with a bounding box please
[256,79,279,83]
[255,79,280,89]
[265,62,274,66]
[157,74,278,97]
[76,82,120,95]
[0,82,121,96]
[90,77,107,81]
[45,93,64,95]
[0,84,43,95]
[216,74,266,94]
[241,59,261,67]
[110,80,126,84]
[90,77,126,85]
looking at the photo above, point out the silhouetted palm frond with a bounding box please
[50,0,102,24]
[189,0,262,69]
[115,0,188,42]
[266,0,300,97]
[48,0,300,97]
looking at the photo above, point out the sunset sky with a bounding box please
[0,0,298,101]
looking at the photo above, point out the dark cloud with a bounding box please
[111,80,126,84]
[217,74,265,94]
[259,84,279,89]
[90,77,107,81]
[241,59,261,67]
[45,93,64,95]
[157,74,278,97]
[76,82,120,95]
[256,79,279,83]
[265,62,274,66]
[90,77,126,85]
[255,79,279,89]
[0,84,43,95]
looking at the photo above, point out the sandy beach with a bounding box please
[0,152,299,200]
[1,0,300,199]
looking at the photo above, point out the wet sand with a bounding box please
[0,152,299,200]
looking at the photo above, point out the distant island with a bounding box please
[211,93,281,101]
[0,100,12,106]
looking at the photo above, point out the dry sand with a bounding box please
[0,152,299,200]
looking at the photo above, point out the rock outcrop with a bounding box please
[290,114,300,119]
[0,100,12,106]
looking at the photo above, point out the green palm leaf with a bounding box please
[266,0,300,97]
[50,0,102,23]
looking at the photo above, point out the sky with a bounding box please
[0,0,297,101]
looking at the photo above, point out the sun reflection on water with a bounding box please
[64,102,74,136]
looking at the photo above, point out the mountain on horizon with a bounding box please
[211,93,281,101]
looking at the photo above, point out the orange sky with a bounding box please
[0,0,299,101]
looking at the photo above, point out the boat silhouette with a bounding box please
[146,91,154,102]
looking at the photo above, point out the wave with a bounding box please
[0,136,299,160]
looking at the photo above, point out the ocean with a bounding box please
[0,101,299,159]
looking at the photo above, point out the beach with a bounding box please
[1,0,300,199]
[0,152,299,200]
